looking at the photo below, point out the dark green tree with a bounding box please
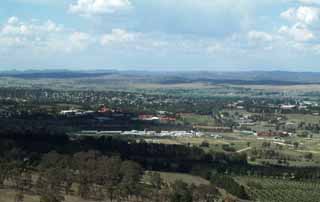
[169,181,193,202]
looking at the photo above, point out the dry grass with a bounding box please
[286,114,320,124]
[0,189,98,202]
[157,172,210,186]
[0,189,39,202]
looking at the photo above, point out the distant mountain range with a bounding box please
[0,69,116,79]
[1,70,320,85]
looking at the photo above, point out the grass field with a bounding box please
[286,113,320,124]
[144,171,210,186]
[0,189,98,202]
[179,114,217,126]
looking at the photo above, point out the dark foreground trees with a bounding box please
[163,180,221,202]
[0,150,224,202]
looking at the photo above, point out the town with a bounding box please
[2,73,320,202]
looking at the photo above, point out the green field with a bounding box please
[143,133,320,167]
[179,114,217,126]
[237,176,320,202]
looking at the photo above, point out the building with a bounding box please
[280,104,296,110]
[59,109,79,116]
[193,125,233,132]
[98,105,112,113]
[257,131,290,137]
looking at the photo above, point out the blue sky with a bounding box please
[1,0,320,71]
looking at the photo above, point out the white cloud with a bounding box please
[0,36,23,47]
[281,8,296,21]
[68,32,92,51]
[8,16,19,24]
[296,0,320,5]
[281,6,320,25]
[312,44,320,54]
[248,31,273,42]
[45,20,62,32]
[2,24,28,35]
[14,0,67,5]
[100,29,137,45]
[0,17,91,53]
[69,0,131,16]
[100,29,218,54]
[207,44,222,54]
[279,6,320,44]
[279,23,314,41]
[1,17,62,37]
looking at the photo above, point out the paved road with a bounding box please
[236,147,252,153]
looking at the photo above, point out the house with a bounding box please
[139,115,160,122]
[285,122,297,130]
[280,104,296,110]
[257,131,290,137]
[193,125,233,132]
[159,116,176,123]
[60,109,79,115]
[98,105,112,113]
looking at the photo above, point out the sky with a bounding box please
[1,0,320,71]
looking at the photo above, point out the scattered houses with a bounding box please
[77,130,205,137]
[257,131,290,138]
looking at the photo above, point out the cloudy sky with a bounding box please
[1,0,320,71]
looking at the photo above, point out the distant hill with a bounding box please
[147,71,320,84]
[0,70,116,79]
[1,70,320,85]
[122,71,320,85]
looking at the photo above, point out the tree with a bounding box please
[262,142,271,148]
[200,141,210,148]
[0,160,9,189]
[223,195,237,202]
[37,168,65,202]
[99,156,122,202]
[169,180,193,202]
[10,166,32,202]
[149,172,163,202]
[150,172,162,188]
[119,160,144,200]
[193,184,220,202]
[73,151,100,199]
[304,153,313,161]
[63,171,73,196]
[40,151,70,170]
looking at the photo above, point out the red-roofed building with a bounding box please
[98,105,111,113]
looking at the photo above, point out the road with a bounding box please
[236,147,252,153]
